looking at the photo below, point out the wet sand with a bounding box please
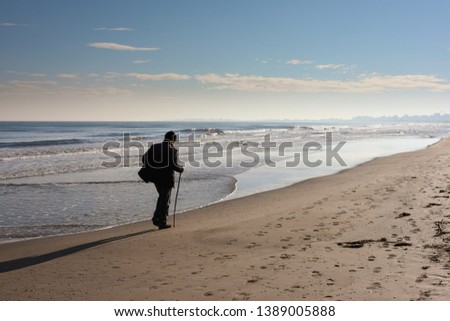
[1,138,449,300]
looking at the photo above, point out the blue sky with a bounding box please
[1,0,450,121]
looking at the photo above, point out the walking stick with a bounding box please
[173,172,182,227]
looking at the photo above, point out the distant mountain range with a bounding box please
[301,113,450,124]
[178,113,450,124]
[350,113,450,123]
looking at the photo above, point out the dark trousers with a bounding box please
[153,184,172,226]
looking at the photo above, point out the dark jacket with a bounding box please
[143,140,183,188]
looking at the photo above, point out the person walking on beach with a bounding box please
[143,131,184,230]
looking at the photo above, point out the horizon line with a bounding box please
[0,113,449,123]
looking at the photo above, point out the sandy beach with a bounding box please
[1,138,449,301]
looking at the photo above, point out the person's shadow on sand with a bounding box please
[0,229,155,273]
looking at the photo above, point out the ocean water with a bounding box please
[0,121,448,243]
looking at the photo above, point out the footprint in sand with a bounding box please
[418,290,432,300]
[311,270,322,277]
[367,282,382,290]
[233,293,250,301]
[373,267,382,273]
[214,254,237,261]
[395,212,411,219]
[245,242,261,249]
[247,276,262,284]
[277,264,287,270]
[415,273,428,283]
[429,255,440,263]
[425,203,442,208]
[368,255,376,262]
[432,280,445,287]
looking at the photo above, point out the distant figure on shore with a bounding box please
[143,131,184,229]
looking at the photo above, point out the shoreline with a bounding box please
[0,136,439,244]
[1,137,449,300]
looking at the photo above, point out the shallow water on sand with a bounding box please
[230,137,440,199]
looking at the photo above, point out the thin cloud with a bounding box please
[133,59,151,64]
[30,73,47,77]
[126,73,191,81]
[315,64,357,73]
[82,86,134,97]
[5,70,27,75]
[315,64,346,70]
[57,73,78,79]
[1,80,133,98]
[287,59,313,65]
[105,72,121,79]
[88,42,159,51]
[4,80,58,93]
[5,71,47,77]
[95,27,134,31]
[1,22,35,27]
[9,80,57,86]
[195,73,450,93]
